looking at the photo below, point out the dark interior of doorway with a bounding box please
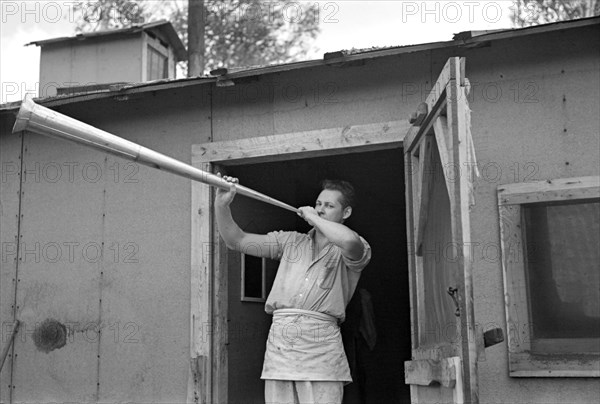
[224,148,411,404]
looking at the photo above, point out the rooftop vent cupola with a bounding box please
[28,20,186,97]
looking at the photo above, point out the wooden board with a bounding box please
[498,176,600,206]
[407,357,465,404]
[194,120,408,165]
[405,357,458,388]
[419,137,459,348]
[189,163,214,404]
[404,57,462,153]
[446,70,479,403]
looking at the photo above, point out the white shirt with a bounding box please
[264,229,371,322]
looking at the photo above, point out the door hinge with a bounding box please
[447,287,460,317]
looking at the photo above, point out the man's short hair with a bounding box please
[320,179,356,209]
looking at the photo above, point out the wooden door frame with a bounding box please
[188,120,409,403]
[403,57,479,404]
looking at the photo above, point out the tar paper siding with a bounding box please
[0,115,23,401]
[0,86,211,403]
[211,50,431,142]
[39,36,143,98]
[463,24,600,404]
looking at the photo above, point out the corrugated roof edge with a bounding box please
[0,75,215,112]
[2,16,598,113]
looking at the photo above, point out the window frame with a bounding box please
[240,253,267,303]
[498,175,600,377]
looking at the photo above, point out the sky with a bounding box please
[0,1,516,104]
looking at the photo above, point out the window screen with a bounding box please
[523,199,600,342]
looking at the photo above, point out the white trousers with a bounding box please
[264,380,344,404]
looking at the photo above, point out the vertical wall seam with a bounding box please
[95,156,108,401]
[9,130,26,404]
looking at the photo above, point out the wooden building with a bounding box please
[1,17,599,404]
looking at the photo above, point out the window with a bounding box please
[240,254,277,303]
[147,45,168,81]
[498,176,600,377]
[241,254,266,302]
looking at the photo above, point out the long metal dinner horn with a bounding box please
[12,96,299,213]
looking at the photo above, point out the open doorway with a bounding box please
[223,148,411,404]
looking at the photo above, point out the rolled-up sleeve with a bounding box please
[265,231,295,261]
[342,236,371,272]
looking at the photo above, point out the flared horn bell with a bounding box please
[12,96,299,213]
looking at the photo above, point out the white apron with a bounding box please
[261,309,352,382]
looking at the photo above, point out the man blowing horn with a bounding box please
[215,175,371,404]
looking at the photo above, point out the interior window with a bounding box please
[242,254,264,300]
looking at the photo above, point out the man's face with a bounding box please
[315,189,350,223]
